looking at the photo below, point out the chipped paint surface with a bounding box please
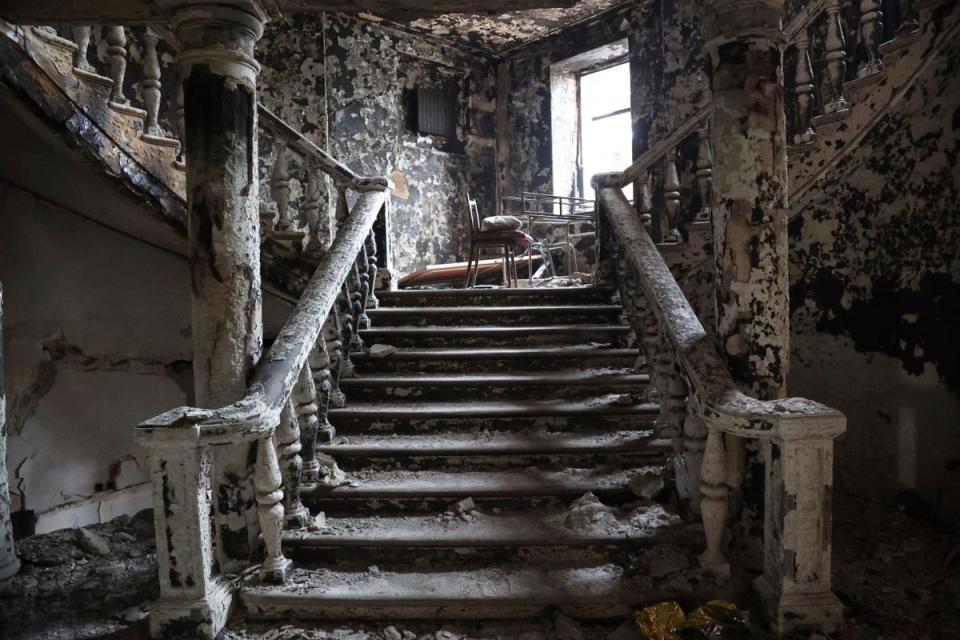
[403,0,625,54]
[258,13,498,277]
[788,8,960,520]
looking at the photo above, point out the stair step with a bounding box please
[283,505,690,550]
[360,325,631,348]
[322,430,667,458]
[366,305,622,327]
[338,370,648,401]
[320,430,669,471]
[302,468,650,508]
[240,563,729,620]
[378,287,613,307]
[351,346,638,373]
[329,397,659,435]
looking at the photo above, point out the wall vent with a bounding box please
[415,87,457,138]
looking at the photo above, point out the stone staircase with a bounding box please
[240,287,724,620]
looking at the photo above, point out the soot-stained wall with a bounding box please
[788,26,960,521]
[258,13,498,277]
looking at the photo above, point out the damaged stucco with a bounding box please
[788,15,960,521]
[0,183,193,534]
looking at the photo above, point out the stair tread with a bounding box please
[351,346,638,360]
[240,562,720,611]
[361,324,629,335]
[283,504,687,548]
[320,430,668,456]
[329,396,658,418]
[339,370,647,387]
[303,467,656,498]
[368,305,621,315]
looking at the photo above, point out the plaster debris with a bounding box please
[72,527,110,557]
[368,344,399,358]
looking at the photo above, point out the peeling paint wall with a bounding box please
[788,25,960,521]
[0,183,191,534]
[258,13,498,277]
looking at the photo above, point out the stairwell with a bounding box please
[241,286,722,620]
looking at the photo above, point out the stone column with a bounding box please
[706,0,790,401]
[174,2,266,570]
[0,285,21,581]
[704,0,791,576]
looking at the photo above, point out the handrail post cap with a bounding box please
[591,172,628,189]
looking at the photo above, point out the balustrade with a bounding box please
[141,28,164,138]
[72,26,93,72]
[822,0,850,115]
[105,26,128,107]
[661,150,682,243]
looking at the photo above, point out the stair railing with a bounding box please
[593,157,845,627]
[783,0,929,150]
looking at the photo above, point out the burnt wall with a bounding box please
[500,1,708,237]
[788,27,960,521]
[258,13,498,277]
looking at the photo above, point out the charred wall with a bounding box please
[258,13,498,277]
[788,28,960,521]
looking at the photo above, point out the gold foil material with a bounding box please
[635,600,743,639]
[635,601,686,639]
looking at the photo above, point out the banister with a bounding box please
[136,184,388,441]
[258,104,359,185]
[783,0,831,40]
[619,101,713,187]
[593,180,845,439]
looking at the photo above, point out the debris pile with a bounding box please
[0,510,158,640]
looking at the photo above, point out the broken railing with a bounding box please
[135,175,389,630]
[593,171,846,630]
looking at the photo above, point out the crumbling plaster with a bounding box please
[258,12,499,277]
[788,17,960,521]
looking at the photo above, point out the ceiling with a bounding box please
[395,0,626,55]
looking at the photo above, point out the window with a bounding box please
[579,62,632,200]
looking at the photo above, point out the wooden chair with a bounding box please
[464,195,533,288]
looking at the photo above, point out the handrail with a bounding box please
[258,104,358,186]
[137,183,388,442]
[783,0,830,40]
[619,101,713,187]
[592,178,844,438]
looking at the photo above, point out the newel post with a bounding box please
[754,412,846,635]
[0,285,21,581]
[135,427,231,639]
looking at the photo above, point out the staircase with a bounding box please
[240,287,723,620]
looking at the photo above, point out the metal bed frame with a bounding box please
[499,192,597,276]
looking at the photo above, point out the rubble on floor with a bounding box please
[0,509,157,640]
[0,494,954,639]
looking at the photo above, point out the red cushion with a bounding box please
[473,229,533,248]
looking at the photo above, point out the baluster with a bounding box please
[324,312,347,407]
[254,434,291,583]
[271,135,292,232]
[366,231,380,310]
[858,0,885,78]
[822,0,850,115]
[72,26,93,72]
[793,35,817,144]
[683,403,708,515]
[335,183,350,228]
[337,285,357,379]
[106,26,129,107]
[654,333,686,446]
[637,172,654,230]
[700,428,731,578]
[661,150,681,243]
[347,268,365,351]
[294,363,323,484]
[141,27,163,137]
[175,84,186,167]
[896,0,919,36]
[309,335,339,444]
[275,400,309,529]
[355,248,372,331]
[303,163,329,259]
[694,121,713,223]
